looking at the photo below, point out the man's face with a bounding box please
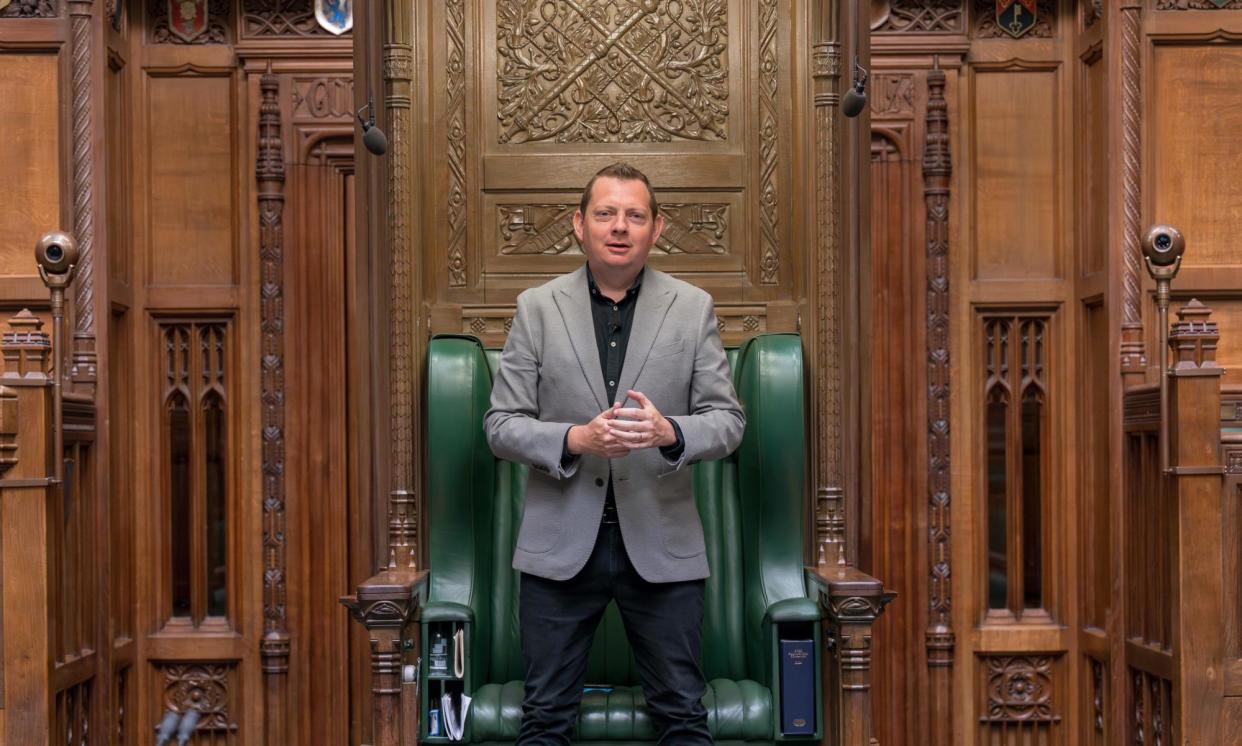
[573,176,664,277]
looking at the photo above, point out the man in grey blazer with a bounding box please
[485,163,745,745]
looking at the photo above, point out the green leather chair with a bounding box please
[422,333,822,745]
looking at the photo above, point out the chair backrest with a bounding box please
[425,334,806,687]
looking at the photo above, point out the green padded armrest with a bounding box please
[764,597,821,624]
[423,601,475,624]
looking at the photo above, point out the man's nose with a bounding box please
[610,215,629,233]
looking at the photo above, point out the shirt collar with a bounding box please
[585,263,644,300]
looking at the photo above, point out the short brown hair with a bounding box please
[578,162,660,218]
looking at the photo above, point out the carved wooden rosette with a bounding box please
[812,0,845,565]
[1119,2,1146,383]
[69,0,98,392]
[256,66,290,745]
[384,0,418,570]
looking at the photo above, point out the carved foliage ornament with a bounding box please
[874,0,965,34]
[163,663,234,731]
[0,0,56,17]
[243,0,342,37]
[151,0,228,43]
[292,78,356,121]
[974,0,1053,38]
[1157,0,1241,8]
[496,0,730,143]
[498,202,730,255]
[982,656,1059,723]
[871,73,915,118]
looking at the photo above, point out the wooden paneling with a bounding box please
[145,73,236,288]
[972,68,1060,281]
[1151,46,1242,271]
[1080,301,1109,630]
[1080,55,1106,278]
[0,54,60,279]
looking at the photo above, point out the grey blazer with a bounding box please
[485,267,745,583]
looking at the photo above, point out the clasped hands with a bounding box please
[567,389,675,459]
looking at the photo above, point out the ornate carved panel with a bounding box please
[149,0,230,44]
[874,0,965,33]
[161,663,236,732]
[496,202,730,256]
[1085,0,1102,26]
[981,655,1060,723]
[242,0,341,37]
[0,0,57,18]
[973,0,1055,38]
[1156,0,1242,8]
[495,0,730,144]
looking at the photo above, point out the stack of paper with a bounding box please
[441,690,472,742]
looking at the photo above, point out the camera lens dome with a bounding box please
[46,245,64,262]
[1155,233,1172,251]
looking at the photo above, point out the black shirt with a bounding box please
[562,265,684,521]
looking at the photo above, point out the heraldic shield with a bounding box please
[996,0,1036,38]
[315,0,352,35]
[169,0,207,42]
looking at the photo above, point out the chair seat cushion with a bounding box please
[468,679,772,742]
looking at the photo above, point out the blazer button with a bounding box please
[594,477,604,487]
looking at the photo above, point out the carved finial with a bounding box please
[3,309,52,379]
[1168,298,1219,370]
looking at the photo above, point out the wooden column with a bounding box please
[257,64,291,746]
[1166,299,1225,744]
[811,0,845,567]
[922,58,953,746]
[68,0,98,391]
[1118,0,1146,386]
[345,0,425,740]
[0,311,56,745]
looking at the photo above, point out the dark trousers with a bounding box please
[517,522,712,745]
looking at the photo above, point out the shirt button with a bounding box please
[594,477,604,487]
[609,380,615,387]
[610,341,617,347]
[613,305,618,311]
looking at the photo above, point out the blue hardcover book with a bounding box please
[780,639,816,735]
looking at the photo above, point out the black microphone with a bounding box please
[357,94,388,156]
[841,57,868,119]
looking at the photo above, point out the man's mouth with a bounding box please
[606,243,630,251]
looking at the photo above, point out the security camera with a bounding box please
[34,231,79,275]
[1141,225,1184,268]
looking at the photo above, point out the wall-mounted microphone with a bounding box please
[357,94,388,156]
[841,57,869,118]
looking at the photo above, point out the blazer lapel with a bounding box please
[615,271,676,404]
[554,268,608,411]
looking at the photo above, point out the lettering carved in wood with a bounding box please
[496,0,730,144]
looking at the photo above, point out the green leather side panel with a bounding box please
[734,334,809,685]
[427,336,498,684]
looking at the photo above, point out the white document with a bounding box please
[453,628,466,679]
[441,690,472,742]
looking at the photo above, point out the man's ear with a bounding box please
[573,209,585,244]
[651,213,665,245]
